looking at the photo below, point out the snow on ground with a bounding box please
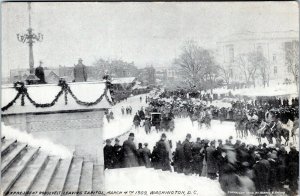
[1,122,72,158]
[214,84,298,98]
[103,93,149,140]
[105,167,225,196]
[118,118,297,152]
[119,119,260,152]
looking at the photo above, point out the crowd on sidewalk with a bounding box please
[104,132,299,195]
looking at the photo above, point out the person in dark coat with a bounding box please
[287,146,299,194]
[253,153,271,192]
[137,143,145,166]
[142,143,152,168]
[155,133,171,171]
[192,138,205,176]
[133,113,141,128]
[206,140,218,179]
[113,138,123,168]
[182,133,193,175]
[144,117,151,134]
[35,61,46,84]
[151,145,159,169]
[138,109,145,120]
[104,139,114,169]
[266,151,279,192]
[74,58,87,82]
[219,162,240,194]
[277,146,288,188]
[122,133,139,167]
[173,141,185,173]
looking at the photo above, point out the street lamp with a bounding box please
[16,3,43,84]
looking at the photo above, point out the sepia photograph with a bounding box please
[1,1,299,196]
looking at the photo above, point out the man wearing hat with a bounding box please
[142,143,151,168]
[192,137,205,176]
[73,58,87,82]
[206,140,218,179]
[155,133,171,171]
[113,138,123,168]
[182,133,193,175]
[35,61,46,84]
[103,139,114,169]
[122,133,139,167]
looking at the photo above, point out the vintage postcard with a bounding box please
[1,2,299,196]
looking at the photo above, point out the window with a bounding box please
[229,47,234,63]
[226,45,234,63]
[274,66,277,74]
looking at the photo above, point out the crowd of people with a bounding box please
[104,132,299,195]
[104,88,298,195]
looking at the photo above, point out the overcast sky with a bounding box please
[2,2,298,76]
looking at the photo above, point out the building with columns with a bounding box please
[216,30,299,85]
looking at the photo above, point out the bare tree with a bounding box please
[218,64,231,86]
[173,40,219,91]
[236,54,257,87]
[248,51,270,87]
[285,40,299,90]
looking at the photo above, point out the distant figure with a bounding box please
[74,58,87,82]
[121,106,125,115]
[35,61,46,84]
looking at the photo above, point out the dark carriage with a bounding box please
[151,112,162,130]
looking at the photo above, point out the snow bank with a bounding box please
[1,123,73,158]
[214,84,297,98]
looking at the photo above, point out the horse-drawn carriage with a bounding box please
[150,112,175,132]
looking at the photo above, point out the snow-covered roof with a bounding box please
[2,81,112,115]
[218,30,299,44]
[111,77,136,84]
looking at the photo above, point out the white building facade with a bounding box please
[216,31,299,85]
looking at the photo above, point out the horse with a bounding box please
[264,121,290,145]
[189,113,198,127]
[273,127,290,146]
[245,121,260,137]
[198,113,212,129]
[235,116,249,139]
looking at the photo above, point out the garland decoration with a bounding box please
[1,79,115,112]
[1,93,21,112]
[25,90,64,108]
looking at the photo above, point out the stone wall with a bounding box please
[2,110,104,164]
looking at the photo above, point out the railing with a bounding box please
[2,80,114,112]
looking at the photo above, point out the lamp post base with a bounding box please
[25,74,40,85]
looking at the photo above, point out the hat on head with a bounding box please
[106,139,111,143]
[161,133,167,138]
[129,132,135,137]
[186,133,192,138]
[144,143,148,146]
[115,138,120,142]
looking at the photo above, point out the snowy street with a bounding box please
[103,94,297,152]
[103,93,149,140]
